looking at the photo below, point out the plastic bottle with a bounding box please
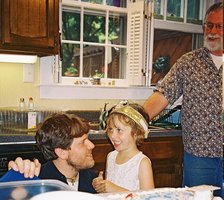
[28,97,34,110]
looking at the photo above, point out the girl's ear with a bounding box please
[54,148,69,160]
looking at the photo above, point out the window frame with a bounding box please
[155,0,204,24]
[60,0,128,87]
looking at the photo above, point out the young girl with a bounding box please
[92,103,154,193]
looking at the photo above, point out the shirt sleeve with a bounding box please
[156,56,186,105]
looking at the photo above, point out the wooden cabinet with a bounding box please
[91,135,184,188]
[0,0,59,56]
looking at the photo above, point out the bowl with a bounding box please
[31,191,106,200]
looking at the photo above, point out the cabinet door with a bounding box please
[0,0,59,56]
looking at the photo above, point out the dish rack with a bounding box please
[151,108,181,129]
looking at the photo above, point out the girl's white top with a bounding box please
[106,150,150,191]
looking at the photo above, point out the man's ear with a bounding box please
[202,26,205,34]
[54,148,68,160]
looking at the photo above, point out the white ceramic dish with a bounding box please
[31,191,106,200]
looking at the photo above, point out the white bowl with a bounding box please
[31,191,106,200]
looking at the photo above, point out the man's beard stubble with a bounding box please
[66,156,95,171]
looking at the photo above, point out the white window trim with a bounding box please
[39,84,155,99]
[154,19,203,34]
[39,55,155,99]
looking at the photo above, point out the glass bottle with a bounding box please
[19,98,25,110]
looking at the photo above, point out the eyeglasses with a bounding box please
[203,22,223,32]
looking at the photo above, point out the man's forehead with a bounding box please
[74,133,88,141]
[207,9,222,19]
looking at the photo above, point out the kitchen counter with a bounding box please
[0,129,182,145]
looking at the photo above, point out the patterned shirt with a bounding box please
[157,47,222,157]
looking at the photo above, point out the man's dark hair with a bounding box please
[35,113,90,160]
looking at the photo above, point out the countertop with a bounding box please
[0,129,182,145]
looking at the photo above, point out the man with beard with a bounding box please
[144,2,223,198]
[6,114,97,193]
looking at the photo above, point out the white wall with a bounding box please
[0,62,152,111]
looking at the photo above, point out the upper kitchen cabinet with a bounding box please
[0,0,59,56]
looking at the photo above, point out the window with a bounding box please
[187,0,202,24]
[81,0,126,7]
[167,0,184,21]
[154,0,185,20]
[154,0,204,24]
[61,1,128,86]
[154,0,162,16]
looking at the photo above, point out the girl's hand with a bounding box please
[92,171,104,192]
[92,171,129,193]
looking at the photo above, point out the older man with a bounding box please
[144,2,223,198]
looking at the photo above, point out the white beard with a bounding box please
[204,34,223,52]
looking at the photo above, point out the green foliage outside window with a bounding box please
[62,4,127,78]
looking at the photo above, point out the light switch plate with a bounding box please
[23,63,34,82]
